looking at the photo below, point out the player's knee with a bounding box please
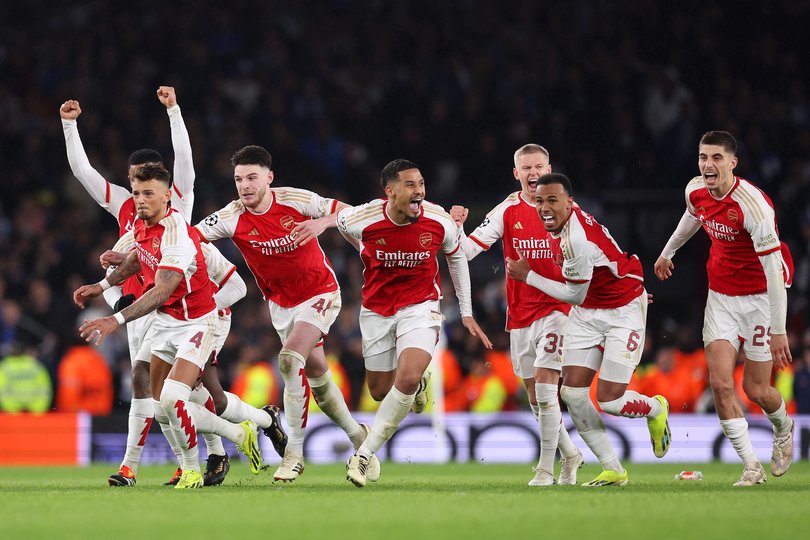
[741,380,768,405]
[560,385,587,407]
[159,379,188,416]
[708,374,735,396]
[278,348,306,375]
[152,399,168,424]
[368,383,389,402]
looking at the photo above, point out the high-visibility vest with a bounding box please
[56,346,113,415]
[0,354,52,413]
[230,362,279,409]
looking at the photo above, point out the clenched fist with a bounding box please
[60,100,82,120]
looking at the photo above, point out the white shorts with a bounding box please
[269,290,341,344]
[703,290,771,362]
[361,300,442,372]
[509,310,567,378]
[128,312,155,364]
[147,310,218,369]
[563,292,647,384]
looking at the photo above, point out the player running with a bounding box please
[654,131,794,486]
[507,173,671,487]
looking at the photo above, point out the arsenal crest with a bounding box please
[727,209,738,224]
[152,237,160,253]
[280,215,295,230]
[419,232,432,248]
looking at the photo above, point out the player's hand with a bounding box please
[770,333,793,370]
[60,100,82,120]
[157,86,177,108]
[654,257,674,281]
[79,316,119,346]
[647,292,654,305]
[73,283,103,309]
[100,250,127,269]
[290,218,327,247]
[462,316,493,349]
[505,249,530,282]
[450,205,469,226]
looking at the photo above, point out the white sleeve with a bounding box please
[526,270,589,305]
[101,230,136,309]
[747,206,781,256]
[660,211,703,260]
[62,118,131,218]
[561,240,595,284]
[442,218,473,317]
[167,105,195,221]
[279,187,338,218]
[337,205,366,241]
[214,270,246,310]
[760,251,788,334]
[195,202,240,241]
[458,232,486,260]
[462,207,505,260]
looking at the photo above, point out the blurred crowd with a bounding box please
[1,1,809,415]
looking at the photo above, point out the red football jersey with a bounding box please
[133,209,215,320]
[552,206,644,309]
[466,192,569,330]
[686,175,793,296]
[195,187,339,307]
[338,199,461,317]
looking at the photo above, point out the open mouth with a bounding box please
[409,198,422,213]
[527,178,538,191]
[541,214,555,227]
[703,172,718,183]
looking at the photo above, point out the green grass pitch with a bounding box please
[1,462,808,540]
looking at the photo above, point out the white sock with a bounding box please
[153,398,183,466]
[221,391,273,428]
[765,400,792,435]
[557,421,579,459]
[309,369,364,446]
[189,385,226,456]
[358,386,415,458]
[530,402,540,420]
[598,390,662,419]
[160,379,200,472]
[561,385,623,473]
[185,401,244,445]
[720,418,758,465]
[120,398,153,473]
[535,383,561,472]
[279,349,309,455]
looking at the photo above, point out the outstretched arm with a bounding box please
[655,211,702,280]
[291,201,352,247]
[73,251,141,309]
[79,269,182,346]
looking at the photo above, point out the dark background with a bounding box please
[1,0,808,409]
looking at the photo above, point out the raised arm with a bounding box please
[159,86,196,209]
[60,100,131,215]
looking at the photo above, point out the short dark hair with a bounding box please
[380,159,419,189]
[131,163,172,188]
[699,131,737,155]
[537,173,573,196]
[231,145,272,169]
[128,149,163,167]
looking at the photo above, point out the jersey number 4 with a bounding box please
[189,331,204,349]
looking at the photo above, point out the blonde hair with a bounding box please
[513,144,550,167]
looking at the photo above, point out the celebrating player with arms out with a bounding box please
[196,145,377,483]
[74,164,262,489]
[450,144,582,486]
[507,173,671,487]
[655,131,795,486]
[339,159,492,488]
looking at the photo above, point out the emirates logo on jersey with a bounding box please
[727,209,739,224]
[419,233,432,248]
[152,237,160,253]
[280,215,295,230]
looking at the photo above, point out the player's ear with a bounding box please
[267,170,274,185]
[730,156,738,170]
[513,167,519,180]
